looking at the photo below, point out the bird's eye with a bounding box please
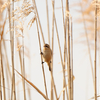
[46,46,49,48]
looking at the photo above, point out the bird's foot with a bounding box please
[42,61,44,64]
[40,52,43,55]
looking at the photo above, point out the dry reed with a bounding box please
[11,0,16,99]
[3,40,11,99]
[61,0,69,99]
[36,18,48,100]
[17,38,26,100]
[0,1,3,99]
[0,19,7,100]
[94,0,97,100]
[15,68,49,100]
[66,1,71,100]
[32,0,45,45]
[0,38,2,100]
[50,72,58,100]
[45,0,50,45]
[1,48,6,100]
[53,6,67,100]
[70,18,73,100]
[22,22,26,100]
[51,0,55,100]
[61,0,66,99]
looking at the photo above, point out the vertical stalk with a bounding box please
[0,40,2,100]
[32,0,45,45]
[3,50,10,99]
[7,0,15,99]
[54,11,68,100]
[45,0,50,45]
[0,68,2,100]
[0,18,7,100]
[17,38,26,100]
[23,3,26,100]
[98,11,100,97]
[51,0,54,100]
[66,0,71,100]
[94,0,97,100]
[50,72,58,100]
[61,0,69,99]
[22,29,26,100]
[17,37,26,100]
[8,4,13,100]
[71,18,73,100]
[61,0,70,99]
[0,25,6,100]
[64,1,69,100]
[61,0,65,100]
[11,0,16,100]
[36,19,48,100]
[1,47,6,100]
[26,85,31,100]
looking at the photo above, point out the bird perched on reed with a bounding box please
[41,44,52,71]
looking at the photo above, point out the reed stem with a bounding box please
[15,69,49,100]
[0,39,2,100]
[32,0,45,44]
[1,49,6,100]
[71,18,73,100]
[17,38,26,100]
[61,0,69,99]
[94,0,97,100]
[0,39,6,100]
[11,0,16,99]
[53,10,67,100]
[36,18,48,100]
[50,72,58,100]
[45,0,50,45]
[22,28,26,100]
[66,1,71,100]
[51,0,55,100]
[61,0,66,99]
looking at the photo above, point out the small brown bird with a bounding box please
[41,44,52,71]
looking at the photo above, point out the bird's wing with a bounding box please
[51,50,52,55]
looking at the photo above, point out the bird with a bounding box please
[41,44,52,71]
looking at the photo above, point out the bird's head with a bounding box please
[43,44,50,50]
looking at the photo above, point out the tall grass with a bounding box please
[61,0,66,99]
[0,0,100,100]
[11,0,16,99]
[66,0,71,100]
[36,18,48,100]
[32,0,45,45]
[94,0,97,100]
[71,18,73,100]
[0,37,2,100]
[51,0,55,100]
[45,0,50,45]
[1,19,6,100]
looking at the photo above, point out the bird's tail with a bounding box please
[47,62,51,71]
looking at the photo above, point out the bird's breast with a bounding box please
[43,50,52,62]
